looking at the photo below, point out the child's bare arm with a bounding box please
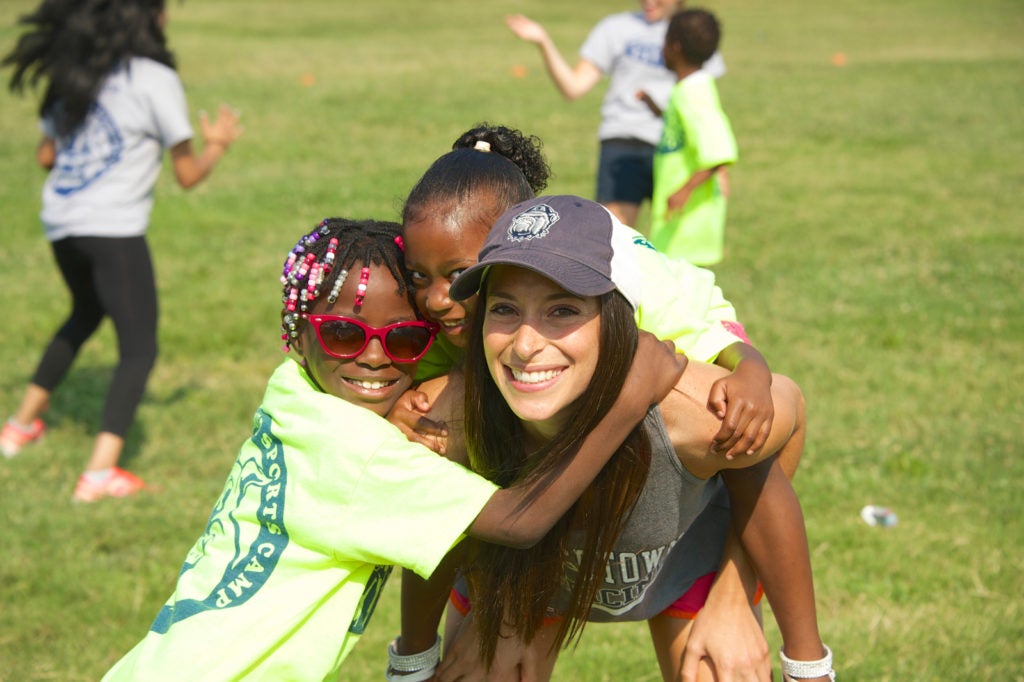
[505,14,602,100]
[667,165,724,212]
[722,458,830,679]
[170,104,242,188]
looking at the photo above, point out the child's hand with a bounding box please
[387,389,449,455]
[200,103,244,150]
[505,14,548,44]
[667,185,694,213]
[707,370,774,459]
[636,90,662,118]
[624,332,688,408]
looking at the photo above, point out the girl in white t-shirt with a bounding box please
[1,0,242,501]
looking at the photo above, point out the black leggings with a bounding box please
[32,236,158,437]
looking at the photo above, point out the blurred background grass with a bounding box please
[0,0,1021,679]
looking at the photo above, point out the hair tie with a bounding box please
[473,140,491,153]
[394,235,404,252]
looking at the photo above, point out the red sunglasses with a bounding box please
[303,315,438,363]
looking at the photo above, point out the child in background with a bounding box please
[505,1,725,228]
[1,0,242,501]
[101,218,683,681]
[648,8,737,266]
[397,123,772,459]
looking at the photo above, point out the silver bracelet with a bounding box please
[387,635,441,673]
[780,644,836,680]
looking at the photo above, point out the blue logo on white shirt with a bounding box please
[51,102,123,196]
[624,40,665,68]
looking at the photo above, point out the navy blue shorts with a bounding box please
[596,138,656,205]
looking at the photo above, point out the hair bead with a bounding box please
[327,268,349,304]
[354,266,370,309]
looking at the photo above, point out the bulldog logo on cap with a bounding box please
[508,203,559,242]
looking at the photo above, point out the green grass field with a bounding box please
[1,0,1022,679]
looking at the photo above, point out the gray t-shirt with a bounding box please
[40,57,193,241]
[580,11,726,146]
[555,406,730,622]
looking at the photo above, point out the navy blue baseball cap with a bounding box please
[449,195,642,308]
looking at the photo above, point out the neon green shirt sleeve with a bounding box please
[621,223,744,362]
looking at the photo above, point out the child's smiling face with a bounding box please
[293,262,419,417]
[403,214,491,350]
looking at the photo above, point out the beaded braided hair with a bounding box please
[279,217,410,352]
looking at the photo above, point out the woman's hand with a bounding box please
[437,613,538,682]
[682,592,770,681]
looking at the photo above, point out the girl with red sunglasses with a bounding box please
[102,216,684,681]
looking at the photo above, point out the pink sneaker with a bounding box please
[73,467,146,503]
[1,418,45,458]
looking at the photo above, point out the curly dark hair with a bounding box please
[451,122,551,195]
[3,0,174,137]
[402,122,551,231]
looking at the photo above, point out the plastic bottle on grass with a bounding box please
[860,505,898,527]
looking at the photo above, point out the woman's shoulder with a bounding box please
[657,361,729,477]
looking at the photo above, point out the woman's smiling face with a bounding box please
[482,265,602,442]
[403,214,490,349]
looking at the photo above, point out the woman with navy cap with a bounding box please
[393,196,835,682]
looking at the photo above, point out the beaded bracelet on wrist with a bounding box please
[780,644,836,681]
[387,635,441,673]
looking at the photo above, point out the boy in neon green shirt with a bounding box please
[648,9,737,266]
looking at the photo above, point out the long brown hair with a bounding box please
[462,281,651,666]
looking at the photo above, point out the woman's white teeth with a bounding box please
[511,368,561,384]
[441,320,462,328]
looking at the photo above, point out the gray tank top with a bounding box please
[555,406,730,622]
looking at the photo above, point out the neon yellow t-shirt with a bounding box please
[103,360,498,682]
[622,224,744,361]
[650,71,738,265]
